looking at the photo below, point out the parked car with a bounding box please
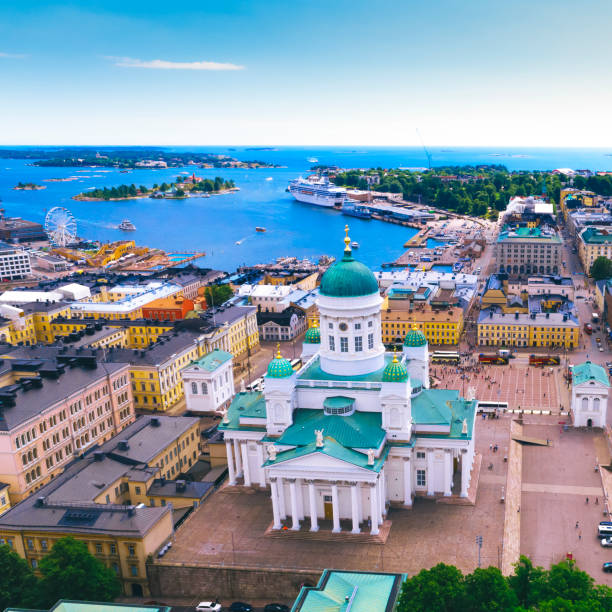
[195,602,222,612]
[603,562,612,572]
[602,538,612,547]
[229,603,254,612]
[264,605,290,612]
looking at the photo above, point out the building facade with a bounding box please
[182,349,235,414]
[0,242,31,280]
[577,227,612,274]
[220,231,477,536]
[495,226,562,276]
[571,361,609,428]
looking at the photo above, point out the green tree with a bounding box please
[590,256,612,280]
[35,537,121,607]
[204,284,233,307]
[175,188,185,197]
[508,555,548,608]
[0,544,38,610]
[396,563,465,612]
[463,566,517,611]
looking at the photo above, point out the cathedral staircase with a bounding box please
[264,518,392,544]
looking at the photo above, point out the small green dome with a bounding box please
[319,226,379,298]
[382,354,409,383]
[404,327,427,347]
[304,324,321,344]
[267,346,294,378]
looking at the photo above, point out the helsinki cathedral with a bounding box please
[220,228,477,536]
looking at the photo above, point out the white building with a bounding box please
[571,361,610,428]
[183,349,235,414]
[0,243,31,280]
[220,229,477,536]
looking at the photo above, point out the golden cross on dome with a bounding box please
[276,343,281,359]
[344,224,351,252]
[392,347,399,363]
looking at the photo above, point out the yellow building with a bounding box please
[560,187,597,220]
[381,296,464,346]
[577,227,612,274]
[0,483,11,517]
[0,415,203,597]
[478,309,579,348]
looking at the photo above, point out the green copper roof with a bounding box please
[276,408,385,449]
[572,361,610,387]
[218,391,266,431]
[319,251,379,298]
[298,354,394,383]
[403,328,427,347]
[264,436,388,472]
[267,351,294,378]
[189,348,233,371]
[411,389,476,439]
[382,356,409,382]
[304,325,321,344]
[291,570,405,612]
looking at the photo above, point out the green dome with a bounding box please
[382,354,409,382]
[404,327,427,347]
[266,347,294,378]
[320,252,379,298]
[304,324,321,344]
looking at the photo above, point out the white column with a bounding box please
[225,440,236,485]
[289,479,300,531]
[461,448,471,497]
[270,478,282,529]
[241,442,251,487]
[277,476,286,519]
[369,483,379,535]
[444,450,452,497]
[256,444,266,487]
[296,478,305,520]
[357,482,363,523]
[350,482,360,534]
[331,482,341,533]
[426,449,435,496]
[308,480,319,532]
[233,439,242,476]
[403,457,412,506]
[380,471,387,517]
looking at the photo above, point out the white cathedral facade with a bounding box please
[220,230,478,535]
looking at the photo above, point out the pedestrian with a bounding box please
[489,443,493,451]
[586,497,589,504]
[579,533,582,541]
[596,497,599,505]
[576,521,579,528]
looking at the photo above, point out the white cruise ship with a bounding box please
[288,176,347,208]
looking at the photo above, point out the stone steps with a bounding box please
[264,519,392,545]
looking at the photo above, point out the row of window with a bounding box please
[328,333,373,353]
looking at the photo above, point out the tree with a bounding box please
[508,555,548,608]
[590,256,612,280]
[0,544,38,610]
[462,567,517,611]
[204,284,233,307]
[396,563,465,612]
[35,537,121,608]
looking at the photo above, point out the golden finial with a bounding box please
[344,224,351,252]
[392,347,398,363]
[313,319,318,328]
[276,343,281,359]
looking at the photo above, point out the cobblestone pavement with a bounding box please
[162,416,508,576]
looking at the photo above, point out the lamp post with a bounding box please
[475,535,483,568]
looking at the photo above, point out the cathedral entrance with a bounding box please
[323,495,333,520]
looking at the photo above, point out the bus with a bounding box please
[478,353,509,365]
[529,355,561,366]
[476,401,509,414]
[290,358,302,371]
[431,351,461,364]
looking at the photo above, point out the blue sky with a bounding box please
[1,0,612,146]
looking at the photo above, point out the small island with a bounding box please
[73,175,237,201]
[13,182,46,191]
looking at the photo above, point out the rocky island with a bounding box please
[13,182,46,190]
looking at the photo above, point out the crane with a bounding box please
[416,128,432,170]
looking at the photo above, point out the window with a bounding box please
[95,543,102,554]
[130,564,138,577]
[416,451,426,459]
[201,382,207,394]
[354,336,362,352]
[31,559,38,569]
[355,323,361,330]
[128,544,135,556]
[329,336,335,351]
[110,543,117,555]
[416,469,426,487]
[135,486,141,494]
[368,333,374,349]
[40,539,48,551]
[191,382,197,394]
[340,337,348,353]
[328,322,333,329]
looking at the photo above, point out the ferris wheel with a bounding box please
[45,207,77,247]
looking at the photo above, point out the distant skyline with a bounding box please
[1,0,612,146]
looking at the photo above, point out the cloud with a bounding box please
[107,56,244,71]
[0,52,27,59]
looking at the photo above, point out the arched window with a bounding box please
[25,473,30,484]
[390,407,401,428]
[191,382,197,394]
[582,397,589,411]
[594,397,601,412]
[274,403,283,421]
[201,383,208,394]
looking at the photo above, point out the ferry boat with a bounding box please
[118,219,136,231]
[342,200,372,219]
[351,241,360,249]
[288,176,347,208]
[255,227,266,232]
